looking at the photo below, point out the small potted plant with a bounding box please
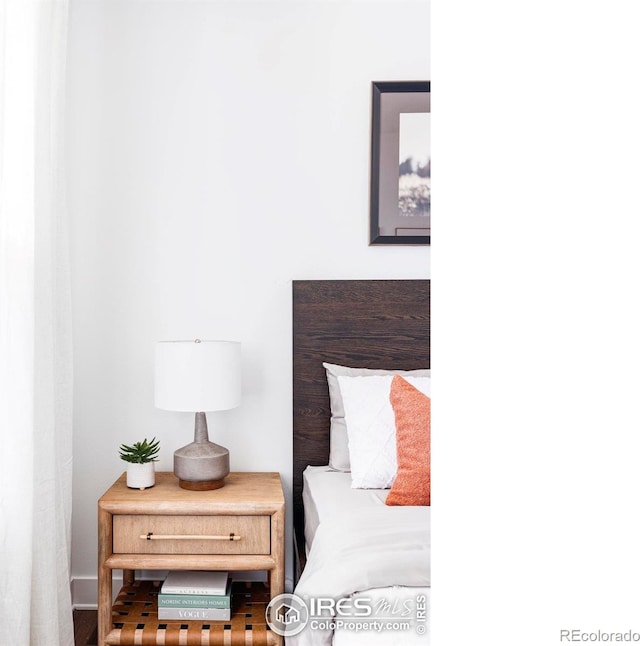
[119,437,160,489]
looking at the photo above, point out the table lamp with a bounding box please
[155,339,241,490]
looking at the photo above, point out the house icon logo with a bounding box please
[276,603,300,625]
[266,593,309,636]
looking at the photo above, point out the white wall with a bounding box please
[67,0,430,606]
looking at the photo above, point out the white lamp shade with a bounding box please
[155,340,241,412]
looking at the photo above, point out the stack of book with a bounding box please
[158,571,231,621]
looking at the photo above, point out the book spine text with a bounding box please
[158,594,230,609]
[157,607,231,621]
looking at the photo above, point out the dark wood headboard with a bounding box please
[292,279,430,564]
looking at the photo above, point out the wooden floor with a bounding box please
[73,609,98,646]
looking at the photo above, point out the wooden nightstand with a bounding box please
[98,471,285,646]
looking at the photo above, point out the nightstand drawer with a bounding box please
[113,515,271,555]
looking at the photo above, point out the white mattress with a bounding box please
[302,465,389,553]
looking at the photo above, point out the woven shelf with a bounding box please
[105,580,277,645]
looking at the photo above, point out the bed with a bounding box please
[289,280,430,646]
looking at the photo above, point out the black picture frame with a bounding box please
[369,81,431,245]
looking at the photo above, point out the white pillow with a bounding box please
[324,362,430,472]
[338,375,431,489]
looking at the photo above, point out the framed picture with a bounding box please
[369,81,430,245]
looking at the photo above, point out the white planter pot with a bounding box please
[126,462,155,490]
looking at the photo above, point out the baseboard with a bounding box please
[72,576,122,609]
[72,572,293,609]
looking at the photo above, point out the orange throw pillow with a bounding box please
[386,375,430,506]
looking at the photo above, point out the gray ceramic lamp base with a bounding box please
[174,412,230,490]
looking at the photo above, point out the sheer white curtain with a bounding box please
[0,1,73,644]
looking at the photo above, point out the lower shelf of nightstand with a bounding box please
[105,580,278,646]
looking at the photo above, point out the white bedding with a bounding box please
[290,467,430,646]
[303,466,387,552]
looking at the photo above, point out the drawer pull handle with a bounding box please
[140,532,242,541]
